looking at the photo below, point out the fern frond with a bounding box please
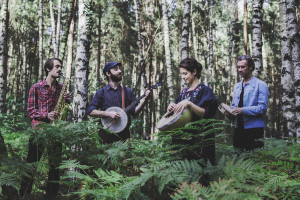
[0,173,19,190]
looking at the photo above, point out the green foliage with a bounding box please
[1,116,299,199]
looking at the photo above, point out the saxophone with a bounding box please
[53,72,71,121]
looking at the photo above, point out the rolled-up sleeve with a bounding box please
[243,81,268,116]
[87,90,102,115]
[27,85,48,120]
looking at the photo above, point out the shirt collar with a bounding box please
[237,76,257,89]
[104,84,122,91]
[40,79,61,88]
[40,80,48,88]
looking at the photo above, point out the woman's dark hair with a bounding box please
[237,55,255,71]
[44,58,62,76]
[179,58,202,78]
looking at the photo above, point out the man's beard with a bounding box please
[111,73,122,82]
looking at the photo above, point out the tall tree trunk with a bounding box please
[243,0,248,55]
[233,3,240,83]
[181,0,191,60]
[38,0,44,81]
[252,0,263,78]
[162,0,174,103]
[180,0,191,89]
[287,0,300,138]
[280,0,296,138]
[50,0,57,57]
[209,0,214,87]
[134,0,146,94]
[66,0,77,79]
[96,2,102,86]
[227,15,235,104]
[55,0,62,58]
[22,41,28,114]
[191,2,198,61]
[74,0,91,122]
[0,0,9,113]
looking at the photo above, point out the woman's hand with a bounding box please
[167,103,176,112]
[173,100,190,113]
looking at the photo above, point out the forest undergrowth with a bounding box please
[0,114,299,200]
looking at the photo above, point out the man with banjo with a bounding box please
[87,62,151,143]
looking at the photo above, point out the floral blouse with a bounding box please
[175,83,218,120]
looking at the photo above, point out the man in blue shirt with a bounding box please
[231,55,269,151]
[87,62,150,143]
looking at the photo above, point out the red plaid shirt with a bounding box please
[27,80,63,127]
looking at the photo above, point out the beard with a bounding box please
[111,73,122,82]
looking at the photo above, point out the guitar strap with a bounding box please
[122,86,125,110]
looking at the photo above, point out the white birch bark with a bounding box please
[55,0,62,58]
[252,0,263,78]
[38,0,44,81]
[49,0,57,57]
[209,0,214,87]
[74,0,91,122]
[280,0,296,138]
[180,0,191,60]
[287,0,300,138]
[180,0,191,89]
[0,0,8,113]
[66,0,77,79]
[162,0,174,102]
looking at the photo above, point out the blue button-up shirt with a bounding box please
[86,84,137,116]
[231,76,269,129]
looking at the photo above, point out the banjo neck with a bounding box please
[124,81,161,114]
[124,93,146,113]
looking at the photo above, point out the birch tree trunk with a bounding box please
[280,0,296,138]
[227,16,235,104]
[97,2,102,86]
[74,0,91,122]
[180,0,191,89]
[0,0,9,113]
[252,0,263,78]
[181,0,191,60]
[162,0,174,102]
[22,42,28,114]
[287,0,300,138]
[243,0,248,55]
[209,0,214,87]
[233,3,241,83]
[134,0,146,93]
[38,0,44,81]
[50,0,57,57]
[66,0,77,79]
[55,0,62,58]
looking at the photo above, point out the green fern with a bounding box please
[0,173,19,190]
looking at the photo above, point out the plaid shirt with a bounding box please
[27,80,63,127]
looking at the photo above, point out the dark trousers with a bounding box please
[20,137,62,199]
[233,128,264,151]
[99,128,130,144]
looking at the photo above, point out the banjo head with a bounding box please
[101,107,128,133]
[157,108,192,131]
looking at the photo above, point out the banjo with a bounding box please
[157,107,192,131]
[101,81,161,133]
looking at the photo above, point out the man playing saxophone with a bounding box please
[20,58,71,200]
